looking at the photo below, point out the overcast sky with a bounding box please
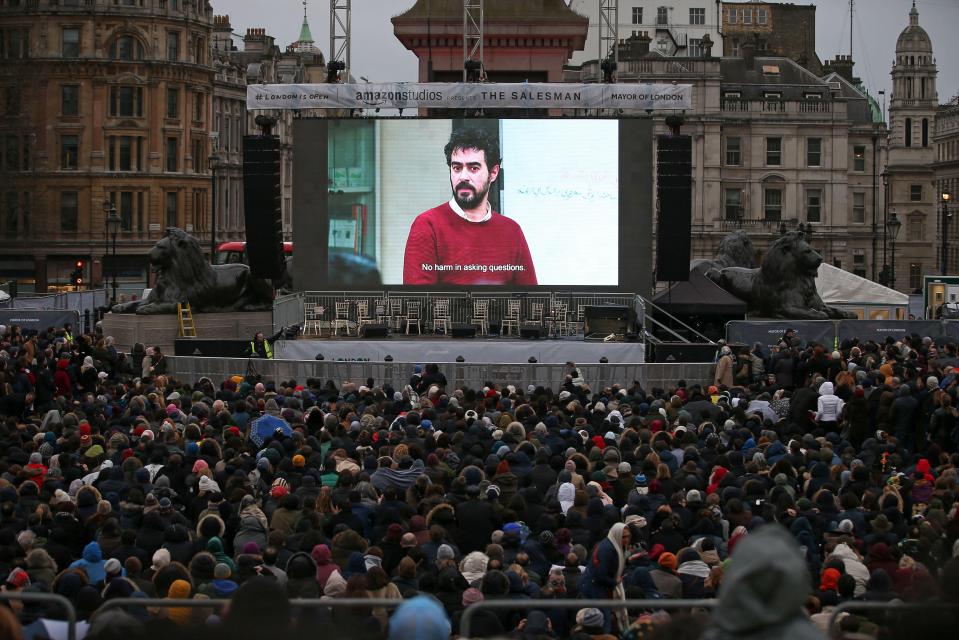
[220,0,959,107]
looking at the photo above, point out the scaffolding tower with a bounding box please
[329,0,351,81]
[463,0,484,82]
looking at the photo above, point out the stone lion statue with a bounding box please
[112,228,273,314]
[706,231,854,319]
[690,230,757,275]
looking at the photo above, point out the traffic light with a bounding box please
[71,260,85,287]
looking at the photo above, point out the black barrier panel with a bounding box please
[726,320,837,351]
[836,320,944,344]
[944,321,959,340]
[0,309,80,333]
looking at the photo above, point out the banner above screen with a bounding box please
[247,83,693,111]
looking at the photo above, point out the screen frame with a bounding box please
[291,117,653,296]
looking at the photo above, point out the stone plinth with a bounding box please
[102,311,274,353]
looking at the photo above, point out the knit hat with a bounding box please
[576,608,604,630]
[4,568,30,588]
[462,587,484,607]
[436,544,455,561]
[658,552,678,571]
[388,596,451,640]
[292,454,305,468]
[104,558,122,576]
[213,563,232,579]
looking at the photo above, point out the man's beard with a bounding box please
[452,180,491,210]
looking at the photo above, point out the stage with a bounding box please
[276,336,645,364]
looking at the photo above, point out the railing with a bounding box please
[166,356,715,390]
[720,218,783,230]
[0,591,77,640]
[721,99,838,115]
[461,598,716,638]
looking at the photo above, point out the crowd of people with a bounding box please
[0,321,958,640]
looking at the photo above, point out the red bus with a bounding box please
[215,242,293,266]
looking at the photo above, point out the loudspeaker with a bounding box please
[451,324,476,338]
[174,339,251,357]
[242,136,284,279]
[520,324,544,339]
[656,135,692,282]
[359,324,389,338]
[584,305,630,336]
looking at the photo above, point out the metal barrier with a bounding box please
[97,596,404,614]
[0,591,78,640]
[167,355,714,389]
[825,600,959,638]
[273,291,305,334]
[460,598,716,638]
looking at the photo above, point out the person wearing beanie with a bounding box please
[388,595,451,640]
[649,551,682,599]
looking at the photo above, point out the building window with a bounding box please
[742,8,752,24]
[60,134,78,170]
[656,6,668,25]
[909,263,922,291]
[725,137,741,166]
[193,36,205,65]
[851,191,870,224]
[166,31,179,61]
[2,28,30,59]
[192,138,204,172]
[807,138,822,167]
[62,28,80,58]
[4,192,17,234]
[724,188,743,220]
[166,192,178,228]
[166,137,178,172]
[911,184,922,201]
[61,85,79,116]
[167,88,179,118]
[110,35,144,61]
[728,8,737,24]
[806,189,822,222]
[909,219,923,241]
[60,191,78,232]
[687,38,702,57]
[853,250,866,278]
[853,145,865,172]
[108,135,143,171]
[3,136,17,171]
[109,85,144,117]
[922,118,929,148]
[689,8,705,25]
[193,92,205,122]
[757,8,768,25]
[766,137,782,166]
[764,188,782,221]
[905,117,912,147]
[632,7,642,23]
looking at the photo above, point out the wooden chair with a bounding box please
[573,304,586,336]
[529,302,545,326]
[548,302,569,337]
[357,300,376,330]
[332,301,351,336]
[471,299,490,336]
[303,303,325,336]
[501,299,521,336]
[433,299,451,335]
[405,301,422,335]
[388,298,405,332]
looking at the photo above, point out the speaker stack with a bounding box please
[656,135,692,282]
[242,136,285,279]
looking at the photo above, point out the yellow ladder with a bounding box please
[177,302,197,338]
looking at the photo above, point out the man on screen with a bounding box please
[402,128,537,285]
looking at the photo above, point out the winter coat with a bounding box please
[714,355,734,388]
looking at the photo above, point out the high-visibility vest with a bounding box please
[251,340,273,359]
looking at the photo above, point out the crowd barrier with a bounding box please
[825,600,959,638]
[166,356,714,390]
[459,598,716,637]
[0,591,78,640]
[727,319,959,350]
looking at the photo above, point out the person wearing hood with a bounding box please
[676,547,712,598]
[702,525,823,640]
[579,522,629,633]
[311,543,340,591]
[815,382,844,433]
[827,542,870,597]
[68,542,107,585]
[388,595,451,640]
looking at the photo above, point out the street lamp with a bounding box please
[886,210,902,290]
[942,191,952,275]
[103,200,121,306]
[208,152,222,263]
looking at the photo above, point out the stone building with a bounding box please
[720,1,822,74]
[0,0,216,295]
[884,2,939,292]
[210,11,325,245]
[568,0,724,65]
[934,97,959,275]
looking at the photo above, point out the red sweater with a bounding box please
[402,202,537,285]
